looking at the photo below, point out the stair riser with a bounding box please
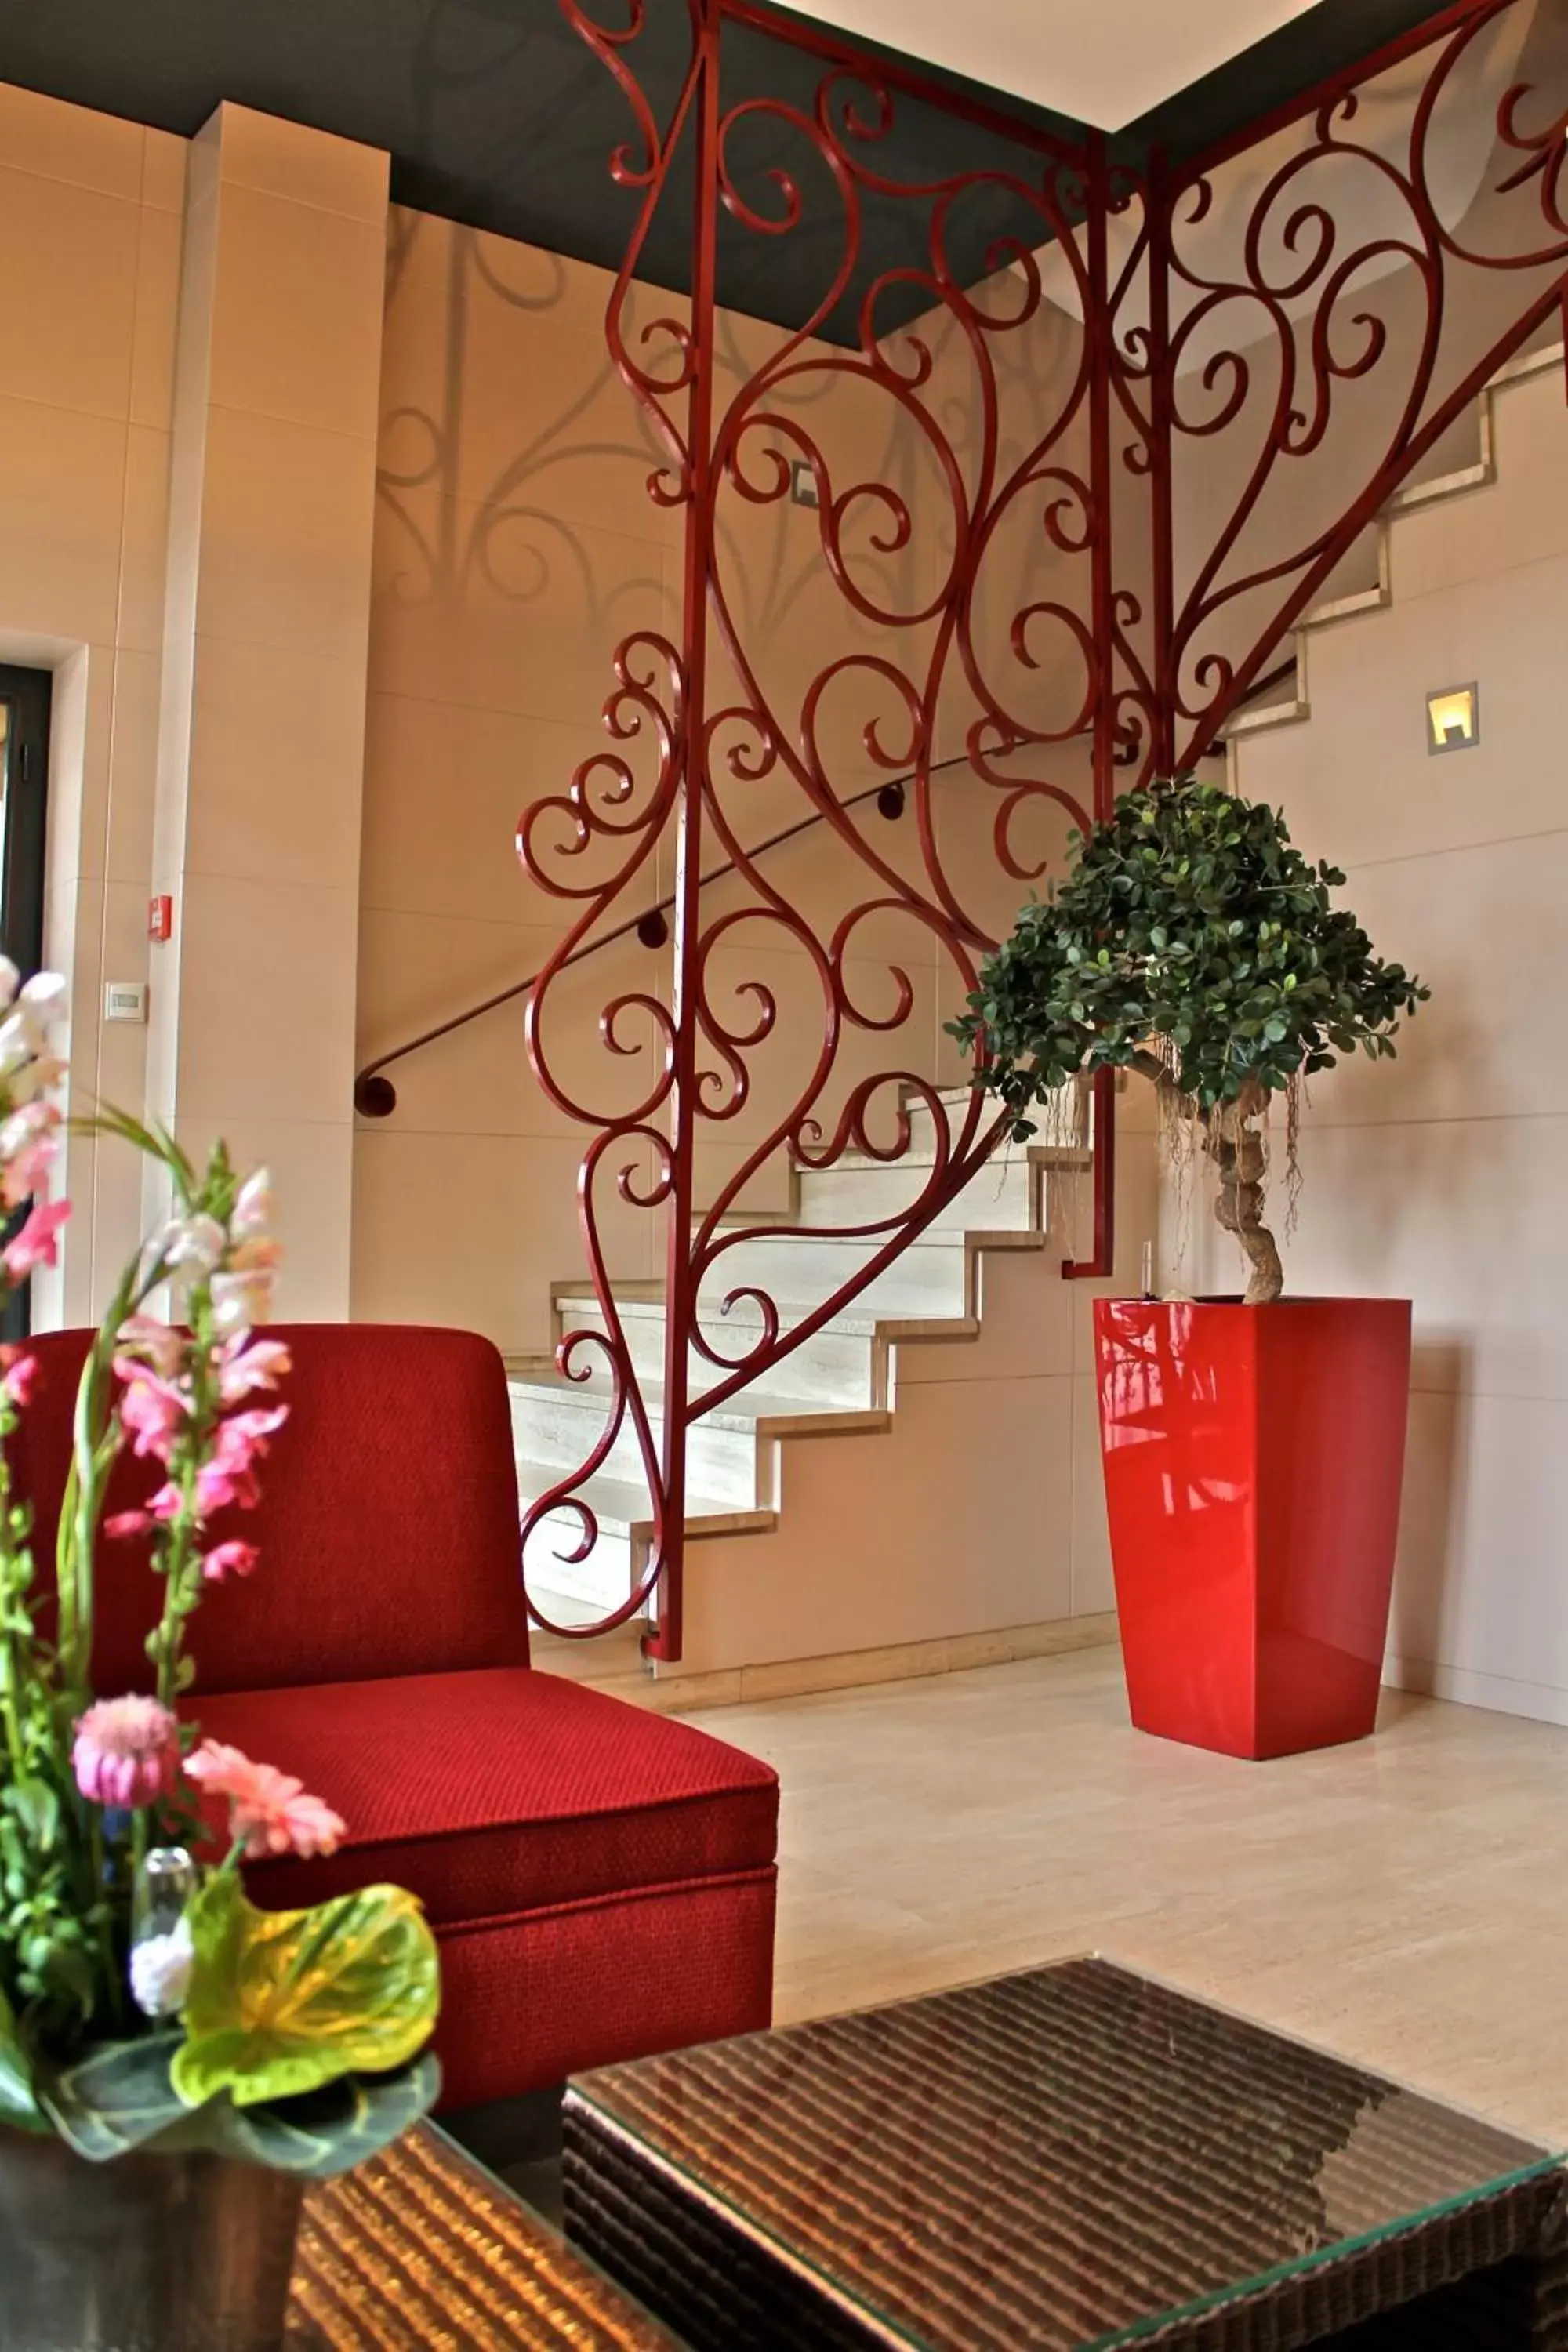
[509,1386,760,1509]
[698,1235,969,1317]
[798,1154,1034,1235]
[556,1299,876,1409]
[904,1083,1084,1159]
[524,1516,634,1615]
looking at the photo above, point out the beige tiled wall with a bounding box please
[1178,356,1568,1726]
[0,85,188,1325]
[354,212,1095,1350]
[0,81,389,1328]
[147,103,387,1317]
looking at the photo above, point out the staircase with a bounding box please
[1225,335,1566,753]
[514,332,1566,1708]
[510,1082,1120,1705]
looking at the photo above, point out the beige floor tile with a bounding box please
[684,1646,1568,2147]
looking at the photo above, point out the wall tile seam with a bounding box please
[1336,821,1568,877]
[115,441,165,650]
[140,150,187,216]
[211,174,390,231]
[97,653,141,903]
[352,1131,653,1159]
[1385,1650,1568,1697]
[180,618,374,669]
[1406,1385,1568,1403]
[0,150,148,213]
[354,900,583,928]
[360,679,662,729]
[1293,1109,1568,1132]
[176,866,364,898]
[0,378,142,433]
[204,395,383,451]
[372,483,677,561]
[169,1111,356,1130]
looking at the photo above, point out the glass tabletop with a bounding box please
[288,2119,684,2348]
[566,1955,1561,2352]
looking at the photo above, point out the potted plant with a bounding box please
[950,775,1429,1760]
[0,964,441,2350]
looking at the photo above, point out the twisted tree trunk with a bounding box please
[1203,1086,1283,1305]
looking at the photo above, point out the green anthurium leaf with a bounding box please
[198,2051,441,2180]
[171,1873,440,2112]
[37,2031,187,2161]
[0,1983,47,2136]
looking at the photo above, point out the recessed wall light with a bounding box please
[1426,683,1479,753]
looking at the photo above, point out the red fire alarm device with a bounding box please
[147,894,173,943]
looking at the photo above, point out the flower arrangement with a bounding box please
[0,964,440,2179]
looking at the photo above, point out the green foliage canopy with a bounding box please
[949,776,1428,1138]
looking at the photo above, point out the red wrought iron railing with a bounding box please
[493,0,1566,1659]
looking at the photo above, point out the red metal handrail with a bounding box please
[354,767,924,1116]
[352,670,1298,1120]
[352,670,1308,1121]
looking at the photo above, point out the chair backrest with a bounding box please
[13,1323,531,1695]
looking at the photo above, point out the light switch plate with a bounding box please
[103,981,147,1025]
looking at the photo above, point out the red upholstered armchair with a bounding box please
[13,1324,778,2110]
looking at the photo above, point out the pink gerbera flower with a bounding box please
[73,1695,181,1809]
[184,1739,346,1860]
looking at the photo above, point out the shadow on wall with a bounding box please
[373,209,934,702]
[354,196,1103,1354]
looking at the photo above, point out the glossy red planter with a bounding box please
[1094,1298,1412,1762]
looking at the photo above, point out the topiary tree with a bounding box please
[949,774,1428,1305]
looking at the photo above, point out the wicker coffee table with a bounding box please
[285,2123,684,2348]
[562,1955,1568,2350]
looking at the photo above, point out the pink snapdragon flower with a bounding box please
[231,1169,273,1239]
[184,1740,346,1860]
[0,1099,60,1208]
[115,1313,184,1379]
[105,1508,154,1540]
[0,1348,38,1408]
[209,1268,278,1340]
[217,1335,291,1403]
[73,1695,181,1809]
[4,1196,69,1280]
[201,1538,259,1582]
[184,1402,289,1519]
[116,1368,190,1463]
[154,1212,227,1278]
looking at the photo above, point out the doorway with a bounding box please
[0,662,52,1340]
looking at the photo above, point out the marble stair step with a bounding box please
[794,1151,1037,1233]
[517,1459,768,1614]
[693,1230,974,1318]
[548,1291,881,1410]
[509,1363,884,1511]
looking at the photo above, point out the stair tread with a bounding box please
[510,1372,877,1432]
[550,1294,895,1340]
[517,1460,752,1532]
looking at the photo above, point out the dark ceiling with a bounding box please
[0,0,1451,342]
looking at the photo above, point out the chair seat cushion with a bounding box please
[190,1667,779,1928]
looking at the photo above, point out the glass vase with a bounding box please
[0,2127,303,2352]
